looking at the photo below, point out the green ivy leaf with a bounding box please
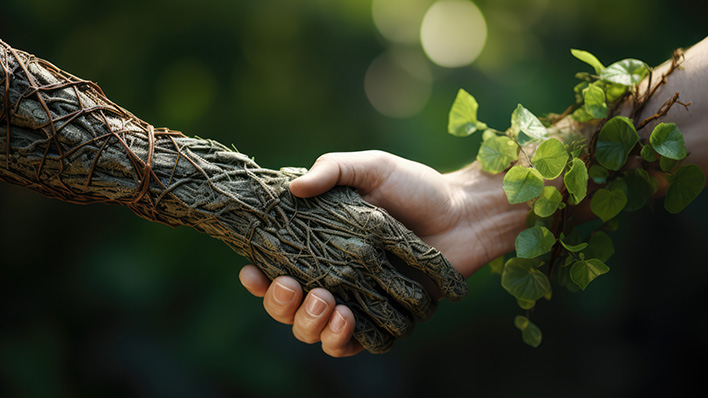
[589,164,609,184]
[514,315,542,348]
[665,164,706,214]
[572,106,594,123]
[488,256,505,274]
[649,123,687,160]
[570,259,610,290]
[605,83,628,104]
[515,226,556,259]
[502,258,550,301]
[574,81,590,103]
[571,49,605,74]
[564,158,589,204]
[640,144,657,162]
[623,169,658,211]
[482,129,497,141]
[595,116,640,171]
[511,104,547,140]
[503,166,545,204]
[660,157,679,173]
[448,89,487,136]
[582,231,614,263]
[560,239,588,253]
[531,138,569,179]
[600,59,649,86]
[533,186,563,218]
[516,298,536,310]
[581,84,609,119]
[477,135,519,174]
[556,265,580,292]
[590,188,627,222]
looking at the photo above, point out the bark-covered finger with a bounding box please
[330,236,434,320]
[353,290,414,338]
[382,227,468,302]
[372,258,435,321]
[350,309,394,354]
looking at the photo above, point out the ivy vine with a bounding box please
[448,49,706,348]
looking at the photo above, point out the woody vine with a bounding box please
[447,49,706,347]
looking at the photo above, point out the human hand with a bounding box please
[241,150,529,356]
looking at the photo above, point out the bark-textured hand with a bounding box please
[0,40,467,353]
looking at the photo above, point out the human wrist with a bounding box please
[445,162,528,273]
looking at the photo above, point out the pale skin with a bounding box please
[239,36,708,357]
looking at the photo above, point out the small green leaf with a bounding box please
[502,257,550,301]
[556,265,580,292]
[503,166,545,204]
[533,186,563,218]
[600,59,649,86]
[564,158,589,204]
[660,156,679,173]
[665,164,706,214]
[649,123,687,160]
[488,256,505,274]
[570,259,610,290]
[595,116,640,171]
[581,84,609,119]
[623,169,658,211]
[531,138,569,179]
[590,188,627,222]
[515,226,556,259]
[448,89,487,137]
[589,164,609,184]
[516,298,536,310]
[571,49,605,74]
[477,135,519,174]
[560,239,588,253]
[582,231,614,263]
[574,81,590,103]
[605,83,628,104]
[572,106,594,123]
[482,129,497,141]
[511,104,547,140]
[514,315,542,348]
[640,144,657,162]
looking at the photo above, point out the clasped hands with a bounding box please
[240,150,528,357]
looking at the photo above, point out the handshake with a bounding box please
[0,40,479,358]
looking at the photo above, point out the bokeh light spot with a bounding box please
[372,0,433,44]
[420,0,487,68]
[364,50,432,118]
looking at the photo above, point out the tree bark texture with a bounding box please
[0,40,467,353]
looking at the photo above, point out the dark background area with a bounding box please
[1,0,707,396]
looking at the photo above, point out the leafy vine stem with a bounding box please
[448,47,706,347]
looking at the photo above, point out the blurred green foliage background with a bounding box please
[1,0,707,396]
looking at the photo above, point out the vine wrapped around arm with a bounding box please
[0,40,468,353]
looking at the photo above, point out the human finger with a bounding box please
[262,276,304,325]
[239,264,271,297]
[289,150,394,198]
[292,288,336,344]
[321,305,364,357]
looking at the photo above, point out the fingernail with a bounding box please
[305,294,328,317]
[273,282,296,304]
[330,310,346,333]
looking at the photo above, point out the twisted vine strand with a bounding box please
[0,40,468,353]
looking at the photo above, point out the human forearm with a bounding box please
[629,36,708,181]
